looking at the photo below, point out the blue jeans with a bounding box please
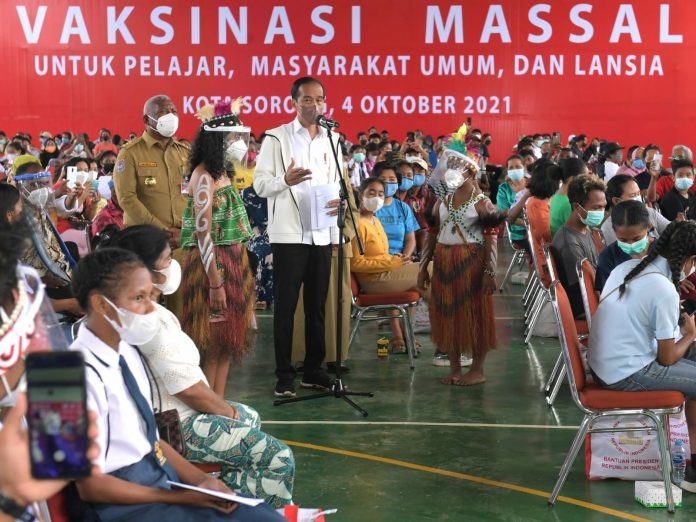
[599,348,696,399]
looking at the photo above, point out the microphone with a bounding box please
[316,114,340,130]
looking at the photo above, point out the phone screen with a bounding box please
[26,352,90,479]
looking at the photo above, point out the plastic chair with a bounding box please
[500,221,527,291]
[348,273,420,369]
[546,282,683,513]
[523,217,554,344]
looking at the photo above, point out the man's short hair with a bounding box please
[567,174,606,207]
[290,77,324,100]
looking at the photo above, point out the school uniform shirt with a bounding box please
[71,326,154,474]
[604,160,620,181]
[660,187,689,221]
[374,199,420,255]
[588,256,680,385]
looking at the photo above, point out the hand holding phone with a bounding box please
[26,351,92,479]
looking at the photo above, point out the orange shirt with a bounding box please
[526,197,551,246]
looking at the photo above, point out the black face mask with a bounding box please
[101,134,109,141]
[102,163,115,174]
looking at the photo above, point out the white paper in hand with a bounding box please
[310,184,339,230]
[167,481,264,507]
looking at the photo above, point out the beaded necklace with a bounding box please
[443,192,486,245]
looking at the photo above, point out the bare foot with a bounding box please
[456,370,486,386]
[442,373,462,385]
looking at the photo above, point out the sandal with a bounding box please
[390,338,407,354]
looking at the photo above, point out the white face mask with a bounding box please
[362,196,385,213]
[149,113,179,138]
[153,259,182,295]
[225,139,248,163]
[102,297,159,345]
[444,169,465,190]
[28,187,51,209]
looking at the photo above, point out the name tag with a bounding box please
[138,161,158,167]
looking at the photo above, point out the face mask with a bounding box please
[632,195,643,203]
[617,235,649,256]
[353,152,366,163]
[40,138,47,146]
[579,205,604,228]
[101,134,109,141]
[74,143,84,153]
[149,113,179,138]
[28,187,50,209]
[368,155,378,162]
[225,139,248,163]
[362,196,384,213]
[102,297,159,345]
[444,169,465,190]
[632,159,645,170]
[413,174,426,187]
[103,163,115,174]
[675,178,694,191]
[484,139,492,146]
[4,153,16,164]
[400,178,414,191]
[0,139,6,147]
[61,137,69,145]
[153,259,182,295]
[507,168,525,183]
[384,183,398,197]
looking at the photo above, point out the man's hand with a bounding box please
[325,198,344,217]
[680,278,695,296]
[284,159,312,186]
[209,287,227,312]
[0,393,101,507]
[167,227,181,249]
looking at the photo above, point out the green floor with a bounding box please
[226,246,687,521]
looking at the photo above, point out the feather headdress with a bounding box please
[427,122,481,200]
[195,97,244,128]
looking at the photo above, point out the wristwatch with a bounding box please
[0,492,34,522]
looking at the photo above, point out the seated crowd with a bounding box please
[5,117,696,521]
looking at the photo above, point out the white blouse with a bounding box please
[138,304,208,420]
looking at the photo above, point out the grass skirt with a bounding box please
[430,243,496,357]
[182,243,255,363]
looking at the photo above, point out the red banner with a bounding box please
[2,1,694,162]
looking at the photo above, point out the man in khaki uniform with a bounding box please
[292,168,359,373]
[113,94,190,317]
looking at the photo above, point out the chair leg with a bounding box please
[402,305,417,370]
[500,252,519,292]
[547,364,566,406]
[523,272,538,306]
[655,412,677,513]
[525,293,548,344]
[348,308,366,348]
[549,415,593,506]
[525,288,542,328]
[524,282,540,318]
[543,351,563,397]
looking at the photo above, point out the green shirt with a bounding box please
[496,182,525,241]
[550,193,572,239]
[181,185,253,248]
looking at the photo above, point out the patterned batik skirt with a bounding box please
[182,243,255,362]
[429,243,496,357]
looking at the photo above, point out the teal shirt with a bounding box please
[496,182,525,241]
[550,193,572,239]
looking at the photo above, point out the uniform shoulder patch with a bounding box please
[116,159,126,174]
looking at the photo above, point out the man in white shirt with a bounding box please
[603,142,624,181]
[254,77,341,397]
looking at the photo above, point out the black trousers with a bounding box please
[271,243,332,381]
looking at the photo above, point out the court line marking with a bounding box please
[284,440,652,522]
[266,421,578,429]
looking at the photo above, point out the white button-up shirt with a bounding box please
[288,117,339,246]
[71,326,154,473]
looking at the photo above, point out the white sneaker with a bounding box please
[431,353,473,367]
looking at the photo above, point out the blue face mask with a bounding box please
[676,177,694,191]
[632,159,645,170]
[413,174,426,187]
[617,235,649,256]
[579,205,604,228]
[507,168,525,183]
[61,137,69,145]
[384,183,399,197]
[399,178,414,191]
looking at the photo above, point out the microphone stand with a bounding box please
[274,120,374,416]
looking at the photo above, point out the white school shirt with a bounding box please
[288,117,339,246]
[604,160,620,181]
[71,326,154,474]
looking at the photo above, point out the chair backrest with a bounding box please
[350,272,360,297]
[526,198,552,246]
[524,216,552,288]
[550,282,586,394]
[576,258,599,327]
[591,228,605,254]
[505,220,524,250]
[540,243,558,284]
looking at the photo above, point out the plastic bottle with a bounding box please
[672,440,687,484]
[376,338,389,361]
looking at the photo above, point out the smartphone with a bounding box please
[682,300,696,316]
[552,132,561,145]
[26,351,91,479]
[66,167,77,183]
[652,153,663,171]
